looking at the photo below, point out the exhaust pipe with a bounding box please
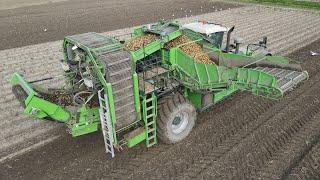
[225,26,235,53]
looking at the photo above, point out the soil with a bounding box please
[1,35,320,180]
[1,3,320,179]
[0,0,241,50]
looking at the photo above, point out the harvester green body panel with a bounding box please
[11,73,71,122]
[129,21,182,62]
[126,130,147,148]
[70,106,100,137]
[129,39,161,62]
[171,48,283,99]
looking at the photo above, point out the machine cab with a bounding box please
[182,21,228,49]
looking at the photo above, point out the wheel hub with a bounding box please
[171,112,189,134]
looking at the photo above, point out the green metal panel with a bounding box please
[71,123,98,137]
[70,107,100,137]
[265,55,289,65]
[128,39,162,62]
[172,48,283,99]
[11,73,71,122]
[105,83,118,144]
[25,96,71,122]
[133,27,144,36]
[132,73,141,120]
[214,87,238,104]
[142,93,157,147]
[186,90,202,109]
[126,130,147,148]
[161,29,182,43]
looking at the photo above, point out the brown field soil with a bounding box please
[0,0,241,50]
[1,3,320,180]
[1,24,320,180]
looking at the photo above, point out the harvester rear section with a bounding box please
[11,20,308,157]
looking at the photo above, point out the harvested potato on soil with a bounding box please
[124,33,159,51]
[164,35,214,64]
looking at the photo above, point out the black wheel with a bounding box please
[157,93,197,144]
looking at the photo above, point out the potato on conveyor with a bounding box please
[124,33,159,51]
[164,35,214,64]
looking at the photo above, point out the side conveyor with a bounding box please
[173,48,308,99]
[253,67,308,93]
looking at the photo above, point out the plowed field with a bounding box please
[1,3,320,179]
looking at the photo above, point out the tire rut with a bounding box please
[194,77,320,179]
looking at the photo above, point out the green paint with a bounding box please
[186,90,202,109]
[171,47,283,99]
[214,88,238,104]
[11,73,71,122]
[142,93,157,147]
[126,130,147,148]
[129,39,162,62]
[132,73,141,120]
[25,96,71,122]
[105,83,118,144]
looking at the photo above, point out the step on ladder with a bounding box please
[142,93,157,147]
[98,89,115,157]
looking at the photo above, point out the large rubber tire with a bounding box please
[157,93,197,144]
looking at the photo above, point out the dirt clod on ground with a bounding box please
[124,33,159,51]
[164,35,214,64]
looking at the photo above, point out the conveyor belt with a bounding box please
[254,67,309,92]
[97,50,136,129]
[69,32,137,129]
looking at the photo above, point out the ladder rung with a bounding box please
[99,97,106,102]
[102,114,110,119]
[146,114,155,119]
[146,106,154,111]
[102,107,109,112]
[148,136,156,140]
[148,142,156,146]
[145,98,153,103]
[148,128,155,133]
[104,135,110,140]
[147,121,154,126]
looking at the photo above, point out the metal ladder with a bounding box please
[98,89,115,157]
[142,93,157,147]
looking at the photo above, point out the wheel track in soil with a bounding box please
[286,142,320,179]
[173,44,320,179]
[177,81,320,179]
[100,91,270,178]
[196,86,320,179]
[255,112,320,180]
[111,42,320,179]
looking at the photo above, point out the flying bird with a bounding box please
[310,51,319,56]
